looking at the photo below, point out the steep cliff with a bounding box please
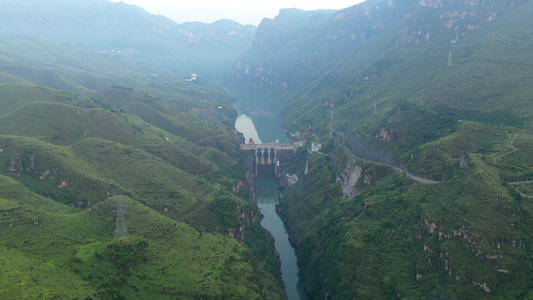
[231,0,529,93]
[281,132,533,298]
[269,0,533,298]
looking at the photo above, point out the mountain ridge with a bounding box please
[0,81,285,299]
[228,0,533,298]
[0,0,256,77]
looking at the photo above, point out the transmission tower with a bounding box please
[373,101,377,115]
[113,196,128,240]
[447,50,452,67]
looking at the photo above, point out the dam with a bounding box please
[240,141,297,183]
[228,86,310,299]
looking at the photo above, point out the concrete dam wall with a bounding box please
[240,142,296,183]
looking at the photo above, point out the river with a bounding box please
[225,86,310,300]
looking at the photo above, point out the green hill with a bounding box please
[228,0,533,298]
[0,82,285,299]
[0,36,238,109]
[280,129,533,298]
[0,2,281,299]
[0,190,272,299]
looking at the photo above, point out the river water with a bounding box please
[225,86,310,300]
[254,177,310,300]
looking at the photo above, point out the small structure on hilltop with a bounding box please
[185,73,198,81]
[113,196,128,240]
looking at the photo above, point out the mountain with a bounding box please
[4,0,533,298]
[0,81,285,299]
[0,35,242,113]
[0,0,256,77]
[229,0,533,298]
[0,1,286,298]
[232,0,529,93]
[230,8,336,89]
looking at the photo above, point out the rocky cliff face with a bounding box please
[230,0,525,90]
[337,156,362,199]
[397,0,522,46]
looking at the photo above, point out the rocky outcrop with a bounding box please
[420,216,528,294]
[375,127,393,141]
[8,156,57,180]
[337,156,362,199]
[397,0,521,46]
[228,205,256,243]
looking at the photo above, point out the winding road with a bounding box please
[339,132,440,184]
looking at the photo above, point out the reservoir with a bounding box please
[227,86,310,300]
[235,114,262,144]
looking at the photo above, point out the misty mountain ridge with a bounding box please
[0,0,257,76]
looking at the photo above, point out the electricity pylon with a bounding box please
[113,196,128,240]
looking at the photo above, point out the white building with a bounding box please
[311,142,322,153]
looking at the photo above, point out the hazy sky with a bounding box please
[110,0,366,26]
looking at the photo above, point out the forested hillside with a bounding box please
[3,0,533,298]
[0,1,284,298]
[0,80,285,299]
[230,0,533,298]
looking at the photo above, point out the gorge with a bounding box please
[2,0,533,299]
[230,87,310,300]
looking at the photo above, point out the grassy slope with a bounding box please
[0,83,286,299]
[284,1,533,141]
[0,83,239,223]
[0,187,267,299]
[0,36,236,108]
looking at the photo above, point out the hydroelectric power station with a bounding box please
[240,140,296,184]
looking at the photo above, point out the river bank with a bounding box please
[224,85,310,300]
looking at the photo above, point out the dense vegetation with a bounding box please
[0,2,291,298]
[4,0,533,298]
[229,0,533,298]
[281,124,533,298]
[0,80,286,299]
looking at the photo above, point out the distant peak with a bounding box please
[214,19,240,25]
